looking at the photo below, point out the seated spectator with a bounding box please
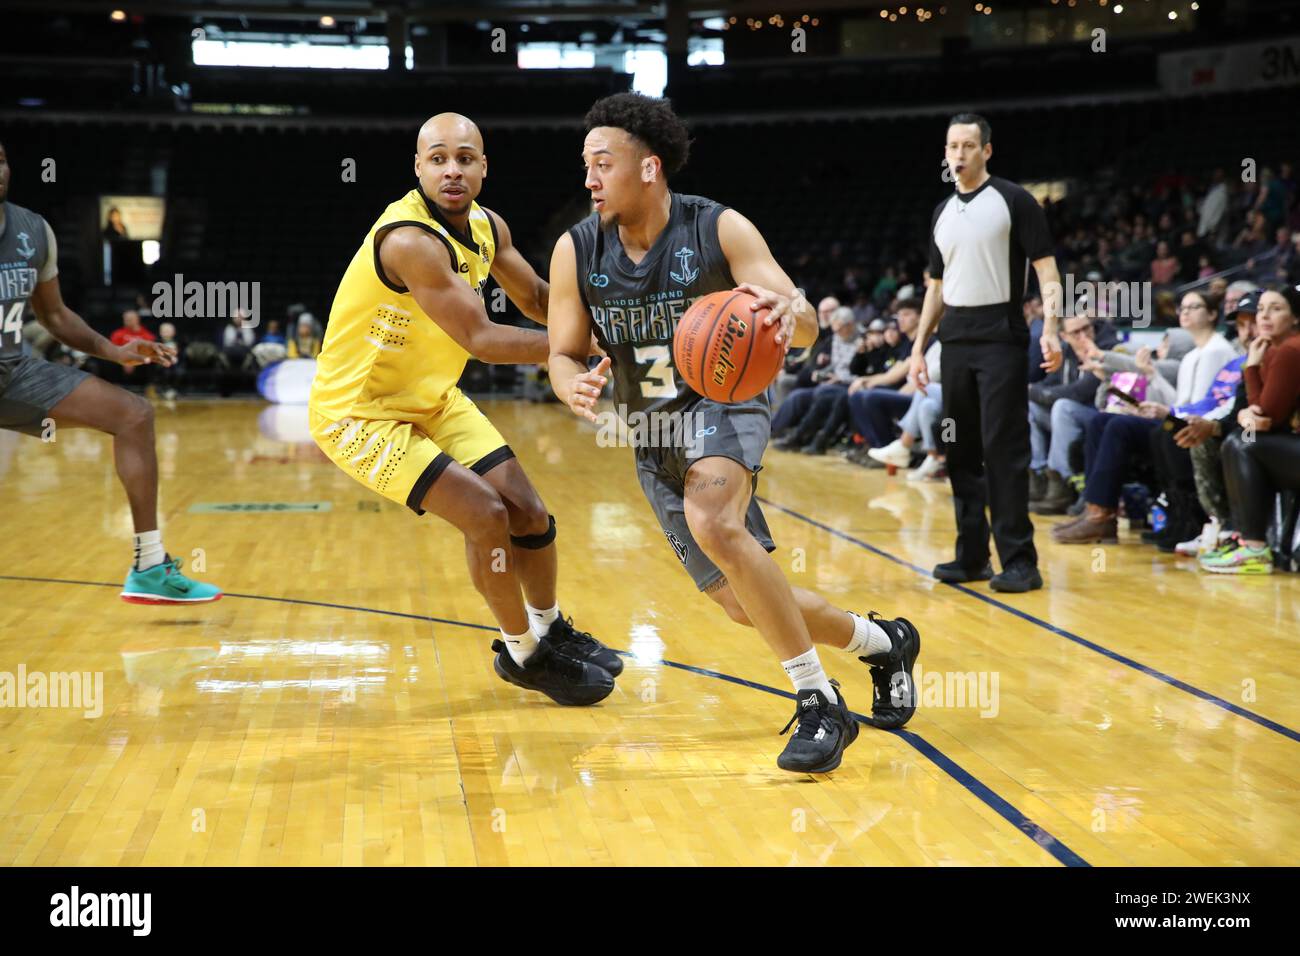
[779,317,899,455]
[1201,286,1300,574]
[1150,241,1180,287]
[1137,304,1240,552]
[156,321,185,399]
[773,296,837,408]
[842,301,921,465]
[109,309,157,386]
[261,320,286,346]
[1027,309,1119,514]
[1166,294,1257,556]
[252,319,289,368]
[222,309,256,369]
[772,305,860,452]
[865,338,946,480]
[1055,290,1234,544]
[110,309,155,350]
[287,314,322,359]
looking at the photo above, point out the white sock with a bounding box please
[133,530,165,572]
[781,647,836,702]
[502,628,540,666]
[843,612,893,657]
[526,602,560,637]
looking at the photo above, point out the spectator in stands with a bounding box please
[773,295,838,408]
[1151,240,1180,287]
[850,291,875,327]
[251,319,288,369]
[261,320,286,346]
[1233,211,1270,261]
[865,337,946,480]
[1222,279,1257,328]
[1197,168,1228,239]
[871,266,898,308]
[287,314,321,359]
[772,305,860,452]
[110,309,153,350]
[1028,309,1119,514]
[1254,167,1288,230]
[797,318,898,457]
[1270,226,1294,275]
[1168,294,1257,556]
[1054,290,1235,544]
[1201,286,1300,574]
[221,308,255,369]
[844,302,922,466]
[106,308,158,390]
[156,321,184,400]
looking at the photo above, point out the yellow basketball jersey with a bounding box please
[310,188,497,422]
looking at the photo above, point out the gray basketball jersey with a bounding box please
[0,203,49,358]
[568,193,741,419]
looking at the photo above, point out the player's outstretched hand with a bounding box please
[567,356,611,423]
[116,340,178,368]
[734,282,795,354]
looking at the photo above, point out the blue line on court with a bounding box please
[0,572,1089,867]
[756,495,1300,745]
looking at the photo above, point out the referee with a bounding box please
[910,114,1063,593]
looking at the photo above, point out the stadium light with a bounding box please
[320,16,336,28]
[110,9,126,21]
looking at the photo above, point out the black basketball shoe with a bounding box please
[491,637,615,706]
[544,614,624,677]
[776,680,860,773]
[859,613,922,729]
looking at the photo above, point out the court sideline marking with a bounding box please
[757,496,1300,745]
[0,573,1089,867]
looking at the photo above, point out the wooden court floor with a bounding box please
[1,398,1297,866]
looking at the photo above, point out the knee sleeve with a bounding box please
[510,514,556,549]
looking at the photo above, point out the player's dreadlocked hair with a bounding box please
[584,93,692,177]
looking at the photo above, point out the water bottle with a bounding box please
[1149,492,1168,534]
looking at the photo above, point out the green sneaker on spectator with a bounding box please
[1199,543,1273,575]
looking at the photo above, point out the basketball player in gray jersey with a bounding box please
[548,94,922,774]
[0,140,220,604]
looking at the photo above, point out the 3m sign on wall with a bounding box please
[1159,35,1300,94]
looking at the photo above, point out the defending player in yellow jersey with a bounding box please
[310,113,619,706]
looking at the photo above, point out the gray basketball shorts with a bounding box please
[0,354,90,436]
[632,397,776,591]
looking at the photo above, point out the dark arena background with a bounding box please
[0,0,1297,927]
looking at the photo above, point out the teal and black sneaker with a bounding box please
[121,554,223,605]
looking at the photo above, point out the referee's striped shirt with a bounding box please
[928,176,1054,345]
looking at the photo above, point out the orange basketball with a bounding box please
[672,290,782,403]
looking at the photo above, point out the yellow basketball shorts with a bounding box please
[309,388,513,514]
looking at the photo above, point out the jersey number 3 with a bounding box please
[633,345,678,399]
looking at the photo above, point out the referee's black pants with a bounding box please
[940,340,1037,572]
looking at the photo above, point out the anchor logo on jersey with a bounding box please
[15,232,36,259]
[669,246,698,286]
